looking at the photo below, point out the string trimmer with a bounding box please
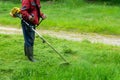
[10,7,70,65]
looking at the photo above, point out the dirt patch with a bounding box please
[0,26,120,46]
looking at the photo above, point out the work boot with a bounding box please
[26,46,36,62]
[24,45,27,56]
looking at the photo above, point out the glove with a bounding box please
[10,7,20,17]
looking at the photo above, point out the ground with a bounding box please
[0,26,120,46]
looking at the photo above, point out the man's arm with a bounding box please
[20,0,31,20]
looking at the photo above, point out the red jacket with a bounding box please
[20,0,43,25]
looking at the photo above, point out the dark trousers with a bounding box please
[21,21,36,61]
[21,21,35,47]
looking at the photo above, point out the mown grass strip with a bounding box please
[0,34,120,80]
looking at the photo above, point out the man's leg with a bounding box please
[21,21,35,62]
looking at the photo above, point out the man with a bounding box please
[20,0,46,62]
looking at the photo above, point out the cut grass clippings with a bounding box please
[0,34,120,80]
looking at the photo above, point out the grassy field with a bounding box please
[0,1,120,35]
[0,34,120,80]
[0,1,120,80]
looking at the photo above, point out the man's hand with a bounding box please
[28,15,34,22]
[41,14,46,20]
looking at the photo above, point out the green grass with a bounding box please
[0,1,120,35]
[0,34,120,80]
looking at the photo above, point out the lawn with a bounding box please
[0,1,120,80]
[0,34,120,80]
[0,1,120,35]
